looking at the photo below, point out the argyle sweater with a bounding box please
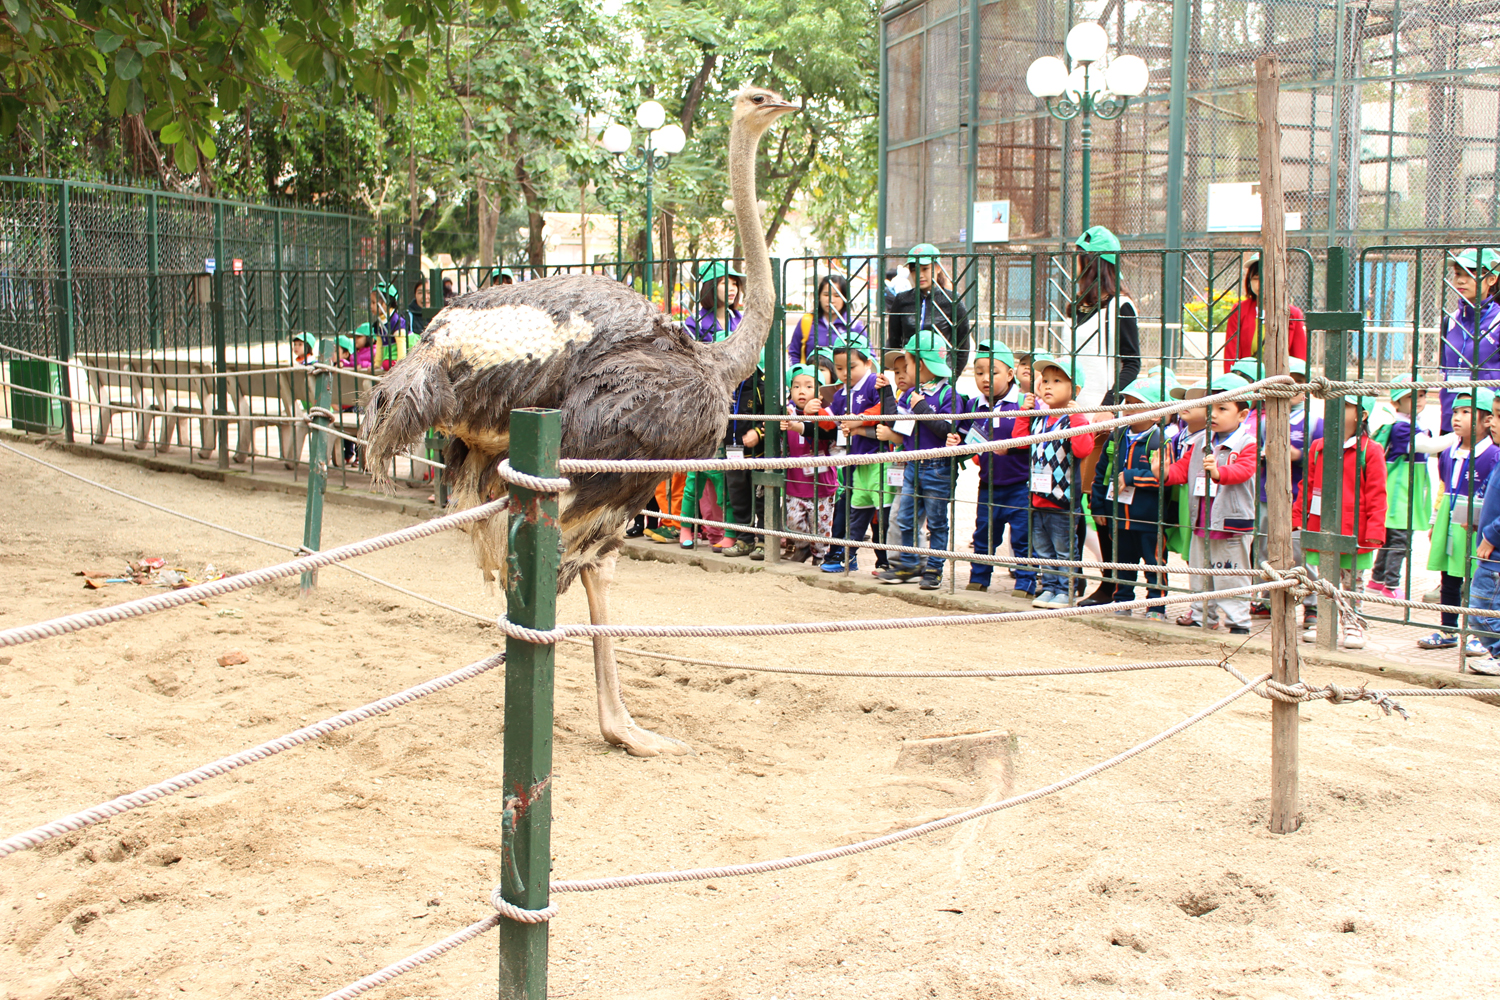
[1021,411,1095,509]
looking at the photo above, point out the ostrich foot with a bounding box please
[602,720,693,758]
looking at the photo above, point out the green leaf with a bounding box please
[168,58,185,80]
[8,2,30,34]
[93,28,125,54]
[159,119,185,144]
[114,48,142,80]
[106,74,127,116]
[219,76,242,112]
[144,104,173,129]
[125,79,144,115]
[198,133,217,160]
[135,40,163,59]
[174,137,198,174]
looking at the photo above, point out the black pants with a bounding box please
[1442,572,1465,630]
[725,469,761,542]
[1090,516,1118,600]
[1371,528,1412,589]
[1113,528,1165,602]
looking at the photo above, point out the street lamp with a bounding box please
[1026,23,1149,230]
[600,100,687,300]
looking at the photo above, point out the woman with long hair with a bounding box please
[684,261,745,343]
[789,272,869,365]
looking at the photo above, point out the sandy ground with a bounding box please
[2,440,1499,1000]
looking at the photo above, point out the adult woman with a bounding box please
[886,243,970,373]
[1220,255,1308,374]
[789,273,868,365]
[1439,247,1500,433]
[1067,225,1140,410]
[684,261,745,343]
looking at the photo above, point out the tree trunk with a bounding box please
[514,153,546,273]
[765,132,820,248]
[120,114,171,189]
[679,51,717,135]
[477,176,500,270]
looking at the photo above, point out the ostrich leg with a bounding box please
[580,556,692,757]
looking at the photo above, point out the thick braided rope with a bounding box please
[316,914,502,1000]
[489,886,559,923]
[1302,374,1500,398]
[500,580,1292,643]
[728,396,1180,422]
[570,641,1225,679]
[668,511,1257,576]
[0,377,313,424]
[494,459,572,494]
[557,376,1294,475]
[550,673,1266,893]
[0,653,505,858]
[0,340,311,378]
[0,497,508,648]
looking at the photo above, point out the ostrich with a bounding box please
[362,88,798,757]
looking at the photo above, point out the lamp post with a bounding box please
[600,100,686,301]
[1026,23,1149,231]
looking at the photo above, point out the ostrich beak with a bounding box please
[769,98,801,112]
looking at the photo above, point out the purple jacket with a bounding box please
[1440,297,1500,432]
[898,382,966,452]
[830,372,882,456]
[1290,404,1324,500]
[686,307,741,344]
[787,313,868,366]
[1437,438,1500,508]
[968,382,1030,486]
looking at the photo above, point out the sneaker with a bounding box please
[1417,631,1457,650]
[1341,617,1366,650]
[1010,587,1035,600]
[820,559,846,573]
[1144,611,1168,622]
[1031,591,1057,609]
[879,568,921,585]
[1301,624,1317,643]
[965,582,987,592]
[919,575,941,591]
[1114,607,1134,617]
[644,526,679,544]
[1078,588,1115,607]
[1468,656,1500,676]
[713,537,736,551]
[1422,588,1441,603]
[680,531,695,549]
[1465,637,1490,657]
[1249,601,1271,618]
[1040,591,1071,609]
[1177,614,1201,628]
[625,523,645,539]
[748,544,765,561]
[848,557,858,572]
[1228,625,1250,635]
[724,540,754,557]
[1366,582,1393,599]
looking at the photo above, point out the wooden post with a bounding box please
[1257,54,1302,834]
[300,338,334,593]
[500,408,560,999]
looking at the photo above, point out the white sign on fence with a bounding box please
[1206,182,1303,233]
[971,200,1011,243]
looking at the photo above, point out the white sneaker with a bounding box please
[1469,656,1500,676]
[1031,591,1056,609]
[1340,617,1366,650]
[1301,624,1317,643]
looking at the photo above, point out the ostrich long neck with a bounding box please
[711,117,774,385]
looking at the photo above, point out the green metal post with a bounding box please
[1315,246,1350,650]
[643,154,656,301]
[57,180,75,442]
[761,260,786,563]
[430,266,445,310]
[147,194,162,350]
[499,407,560,999]
[1163,0,1190,357]
[964,0,979,257]
[300,338,334,593]
[213,203,230,468]
[1079,108,1092,232]
[273,210,285,349]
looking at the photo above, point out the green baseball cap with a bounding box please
[830,333,872,360]
[375,280,400,299]
[1118,378,1162,405]
[336,335,355,353]
[1451,248,1500,275]
[1345,395,1381,413]
[292,332,317,350]
[1030,351,1084,390]
[1143,365,1184,399]
[973,339,1017,370]
[489,266,515,281]
[810,347,837,372]
[883,327,953,379]
[1451,387,1496,412]
[353,322,373,340]
[1390,372,1418,402]
[698,260,746,284]
[1075,225,1122,265]
[785,363,820,388]
[1187,372,1252,400]
[905,243,941,266]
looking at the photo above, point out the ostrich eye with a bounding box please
[752,95,765,104]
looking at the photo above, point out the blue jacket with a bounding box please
[829,372,882,457]
[1480,459,1500,554]
[1091,425,1166,529]
[898,382,967,453]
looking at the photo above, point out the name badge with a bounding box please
[1193,476,1219,498]
[964,426,988,447]
[726,447,744,461]
[892,419,916,438]
[887,464,907,489]
[1107,482,1136,505]
[1030,469,1053,493]
[1308,489,1321,517]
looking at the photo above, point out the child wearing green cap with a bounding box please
[965,340,1036,597]
[1087,378,1168,616]
[823,337,889,574]
[876,328,967,590]
[1419,388,1500,653]
[1293,396,1388,649]
[780,364,839,561]
[686,262,745,343]
[291,332,317,365]
[1369,376,1449,599]
[1068,225,1140,410]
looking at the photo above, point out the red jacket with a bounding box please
[1019,411,1095,458]
[1292,435,1388,553]
[1222,299,1308,373]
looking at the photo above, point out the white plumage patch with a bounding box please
[430,305,595,369]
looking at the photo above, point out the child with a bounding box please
[686,261,744,343]
[335,334,356,367]
[1439,248,1500,433]
[351,323,377,372]
[1419,388,1500,653]
[1016,353,1093,608]
[292,332,317,364]
[965,340,1036,597]
[1088,378,1167,617]
[1465,453,1500,674]
[1293,396,1389,648]
[1165,394,1207,588]
[781,364,839,561]
[1159,374,1260,634]
[1370,375,1449,598]
[877,328,965,590]
[720,353,767,558]
[823,336,884,574]
[1014,351,1034,394]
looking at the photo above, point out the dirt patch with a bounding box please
[2,442,1499,999]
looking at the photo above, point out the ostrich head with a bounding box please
[731,87,799,134]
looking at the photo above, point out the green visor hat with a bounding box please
[1345,395,1381,413]
[1450,387,1496,413]
[905,243,941,266]
[1117,378,1162,406]
[1029,351,1084,390]
[1450,248,1500,275]
[697,260,746,284]
[972,339,1017,370]
[292,332,317,351]
[785,363,820,388]
[1144,365,1184,399]
[335,335,355,353]
[882,327,953,379]
[352,322,373,340]
[1390,372,1418,402]
[809,347,837,373]
[1075,225,1122,265]
[489,267,515,281]
[1186,372,1253,400]
[829,333,872,360]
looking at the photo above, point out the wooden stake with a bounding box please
[1257,53,1302,834]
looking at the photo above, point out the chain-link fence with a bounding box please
[883,0,1500,255]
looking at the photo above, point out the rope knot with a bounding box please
[495,459,572,495]
[496,617,568,645]
[490,886,558,924]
